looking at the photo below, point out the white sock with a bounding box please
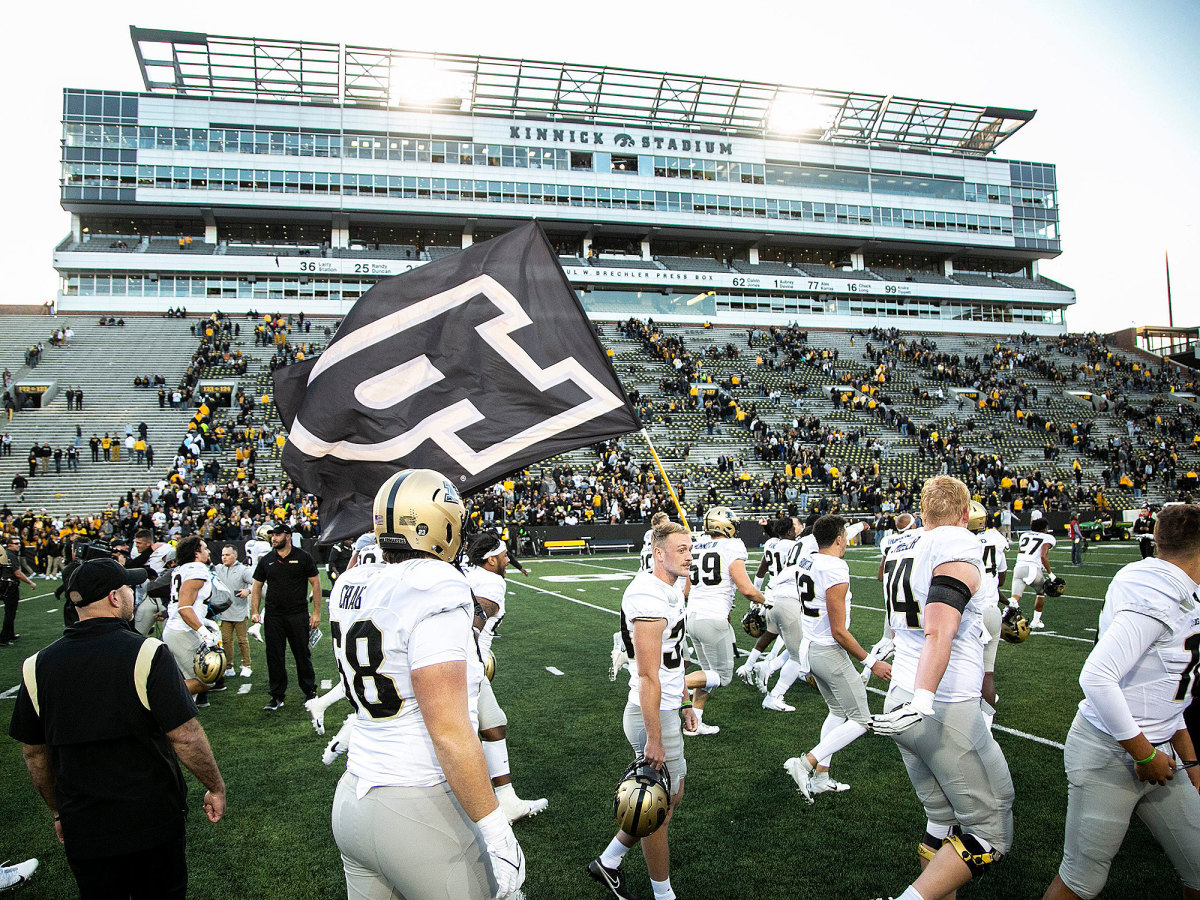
[1031,610,1042,625]
[600,836,632,869]
[809,718,867,764]
[651,877,676,900]
[764,638,785,663]
[744,648,762,668]
[897,886,926,900]
[817,713,844,768]
[769,650,789,674]
[693,707,704,723]
[1008,598,1019,608]
[311,682,345,714]
[771,659,803,699]
[482,739,510,781]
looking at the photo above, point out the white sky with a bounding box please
[3,0,1198,333]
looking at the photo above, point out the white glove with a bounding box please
[872,689,935,736]
[860,637,896,683]
[736,661,754,685]
[248,622,264,643]
[476,807,526,898]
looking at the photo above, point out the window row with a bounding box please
[60,123,1054,210]
[62,164,1029,239]
[64,273,376,301]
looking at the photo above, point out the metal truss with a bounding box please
[130,26,1034,155]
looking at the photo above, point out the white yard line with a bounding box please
[509,580,619,616]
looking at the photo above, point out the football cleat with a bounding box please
[608,632,628,682]
[0,858,38,891]
[586,859,636,900]
[762,694,795,712]
[811,773,850,794]
[304,696,327,736]
[684,720,720,736]
[1030,619,1045,629]
[783,757,815,803]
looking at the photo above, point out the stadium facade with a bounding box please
[53,26,1072,334]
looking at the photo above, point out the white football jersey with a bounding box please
[796,552,852,646]
[244,539,271,571]
[884,526,988,702]
[797,533,819,557]
[1015,531,1056,572]
[978,528,1011,605]
[165,561,214,633]
[687,536,748,619]
[1080,558,1200,743]
[329,559,483,790]
[621,570,687,711]
[759,537,789,582]
[765,538,800,602]
[462,564,506,657]
[879,531,907,559]
[640,529,655,573]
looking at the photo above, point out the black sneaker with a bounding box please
[209,681,227,692]
[195,694,210,709]
[586,859,636,900]
[263,698,284,711]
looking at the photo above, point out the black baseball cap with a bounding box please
[68,559,148,607]
[268,523,292,534]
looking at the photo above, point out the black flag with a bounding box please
[274,221,640,542]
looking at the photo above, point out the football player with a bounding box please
[871,475,1014,900]
[328,469,524,900]
[877,513,916,581]
[244,525,273,643]
[588,521,695,900]
[976,509,1009,727]
[1010,519,1057,629]
[462,531,548,823]
[737,517,799,693]
[1042,503,1200,900]
[685,507,765,734]
[784,515,892,800]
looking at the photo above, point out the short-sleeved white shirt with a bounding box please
[329,559,482,793]
[1015,531,1056,572]
[885,526,988,702]
[687,536,748,620]
[165,561,213,633]
[795,552,852,646]
[622,571,687,710]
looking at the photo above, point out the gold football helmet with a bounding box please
[1001,606,1031,643]
[703,506,739,538]
[482,649,497,681]
[967,500,988,533]
[372,469,465,562]
[193,646,225,685]
[614,757,672,838]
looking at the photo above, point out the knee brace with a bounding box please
[945,832,1001,877]
[919,821,953,863]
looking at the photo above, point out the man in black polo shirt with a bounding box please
[9,558,226,899]
[1,536,36,646]
[250,523,322,711]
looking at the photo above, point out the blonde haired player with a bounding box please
[872,476,1014,900]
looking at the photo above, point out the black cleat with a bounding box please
[587,858,637,900]
[263,698,284,711]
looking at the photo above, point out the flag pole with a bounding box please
[640,428,691,531]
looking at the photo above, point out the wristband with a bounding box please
[53,814,60,821]
[910,688,936,716]
[681,701,693,709]
[1133,748,1157,765]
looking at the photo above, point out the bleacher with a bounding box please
[0,316,200,515]
[731,261,801,276]
[656,256,731,273]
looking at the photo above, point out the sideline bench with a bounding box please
[543,539,591,555]
[590,540,636,553]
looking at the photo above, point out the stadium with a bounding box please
[0,22,1198,900]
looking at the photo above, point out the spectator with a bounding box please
[213,545,254,678]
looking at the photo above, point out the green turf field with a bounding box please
[0,539,1187,899]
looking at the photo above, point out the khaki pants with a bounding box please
[220,619,251,669]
